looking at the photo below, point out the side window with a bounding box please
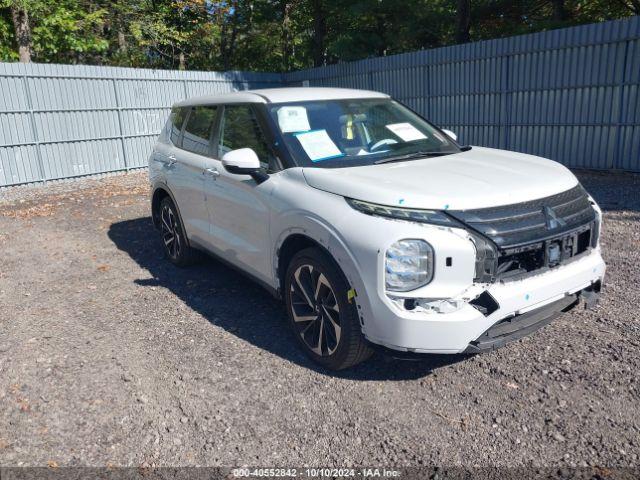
[169,107,188,146]
[181,106,218,156]
[218,105,275,170]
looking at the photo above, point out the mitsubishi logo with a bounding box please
[543,206,566,230]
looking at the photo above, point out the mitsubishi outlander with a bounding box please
[149,87,605,370]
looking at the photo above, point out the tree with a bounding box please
[615,0,640,14]
[0,8,16,60]
[551,0,568,21]
[2,0,32,62]
[1,0,108,64]
[219,1,240,71]
[0,0,636,70]
[455,0,470,43]
[310,0,326,67]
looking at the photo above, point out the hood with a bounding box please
[301,146,579,211]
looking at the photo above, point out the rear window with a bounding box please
[169,107,188,146]
[182,106,219,156]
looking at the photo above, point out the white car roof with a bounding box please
[174,87,389,107]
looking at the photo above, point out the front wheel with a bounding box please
[284,247,373,370]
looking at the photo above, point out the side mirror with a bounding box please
[442,129,457,142]
[221,148,268,183]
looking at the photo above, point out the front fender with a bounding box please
[271,207,374,335]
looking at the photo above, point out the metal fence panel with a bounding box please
[0,63,282,187]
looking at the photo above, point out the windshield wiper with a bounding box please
[374,151,453,165]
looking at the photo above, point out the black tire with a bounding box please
[284,247,373,370]
[158,196,200,267]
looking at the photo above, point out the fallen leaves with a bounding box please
[0,203,57,219]
[0,172,150,220]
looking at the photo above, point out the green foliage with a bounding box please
[0,8,18,61]
[0,0,636,70]
[32,1,108,61]
[0,0,108,62]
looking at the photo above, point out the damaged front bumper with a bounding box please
[464,281,600,353]
[363,249,605,354]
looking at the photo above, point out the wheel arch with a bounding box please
[151,186,171,229]
[150,185,190,248]
[276,233,326,297]
[274,225,370,330]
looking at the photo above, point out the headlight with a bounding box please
[347,198,457,227]
[385,239,434,291]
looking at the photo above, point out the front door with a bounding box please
[203,104,276,284]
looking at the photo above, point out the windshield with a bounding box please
[266,98,460,168]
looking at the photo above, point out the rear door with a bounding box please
[170,105,220,246]
[153,106,206,239]
[203,104,278,283]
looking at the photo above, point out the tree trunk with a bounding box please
[10,5,32,63]
[221,2,240,71]
[311,0,326,67]
[375,13,386,57]
[178,51,186,70]
[455,0,471,44]
[551,0,568,21]
[118,31,127,53]
[281,1,293,71]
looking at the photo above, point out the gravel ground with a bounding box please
[0,170,639,472]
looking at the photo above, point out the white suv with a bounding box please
[149,87,605,370]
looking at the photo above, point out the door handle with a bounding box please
[204,167,220,178]
[167,155,177,166]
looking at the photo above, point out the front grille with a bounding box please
[448,185,598,280]
[448,185,596,248]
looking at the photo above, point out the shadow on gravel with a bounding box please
[108,217,466,380]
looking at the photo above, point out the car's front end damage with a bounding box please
[334,182,606,354]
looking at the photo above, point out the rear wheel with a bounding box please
[284,247,373,370]
[159,197,199,267]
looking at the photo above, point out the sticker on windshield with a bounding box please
[385,122,427,142]
[294,129,344,162]
[277,106,311,133]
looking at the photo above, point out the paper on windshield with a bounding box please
[294,129,344,162]
[385,122,427,142]
[277,106,311,133]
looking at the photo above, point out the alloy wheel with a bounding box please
[161,204,182,259]
[289,264,341,356]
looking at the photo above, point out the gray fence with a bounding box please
[0,63,281,187]
[286,15,640,172]
[1,16,639,187]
